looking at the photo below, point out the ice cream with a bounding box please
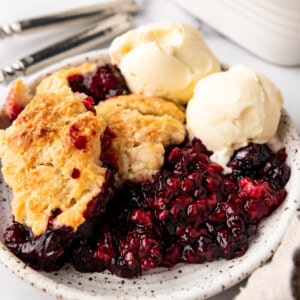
[186,65,283,165]
[109,22,221,104]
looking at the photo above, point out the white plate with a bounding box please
[0,49,300,300]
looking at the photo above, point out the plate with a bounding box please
[0,49,300,300]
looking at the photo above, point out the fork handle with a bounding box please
[0,0,138,38]
[0,13,133,84]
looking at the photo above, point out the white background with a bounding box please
[0,0,299,299]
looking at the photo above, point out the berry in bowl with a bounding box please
[0,22,299,300]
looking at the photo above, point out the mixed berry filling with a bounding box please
[68,64,129,104]
[4,139,290,277]
[3,64,291,278]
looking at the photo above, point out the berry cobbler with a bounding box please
[0,22,290,278]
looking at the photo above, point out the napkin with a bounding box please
[235,214,300,300]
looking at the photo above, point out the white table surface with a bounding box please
[0,0,299,299]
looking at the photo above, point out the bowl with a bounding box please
[0,49,299,300]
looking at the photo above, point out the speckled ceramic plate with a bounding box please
[0,49,300,300]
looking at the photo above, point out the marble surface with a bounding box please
[0,0,299,299]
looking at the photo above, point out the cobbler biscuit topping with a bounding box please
[36,63,97,95]
[96,94,185,182]
[0,87,108,235]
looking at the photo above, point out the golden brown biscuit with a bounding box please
[96,94,186,182]
[0,87,107,236]
[2,64,97,123]
[36,63,97,95]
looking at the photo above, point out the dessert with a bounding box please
[109,22,221,104]
[96,94,185,182]
[4,63,129,120]
[186,65,283,166]
[36,63,97,95]
[0,22,291,279]
[0,87,110,236]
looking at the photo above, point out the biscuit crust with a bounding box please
[36,63,97,95]
[0,87,107,236]
[96,94,186,182]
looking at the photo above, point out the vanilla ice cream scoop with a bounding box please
[109,22,221,104]
[186,65,283,165]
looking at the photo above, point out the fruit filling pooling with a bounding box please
[68,64,129,104]
[2,64,290,278]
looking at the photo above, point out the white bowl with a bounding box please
[0,49,299,300]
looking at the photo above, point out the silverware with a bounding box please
[0,0,138,39]
[0,13,133,84]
